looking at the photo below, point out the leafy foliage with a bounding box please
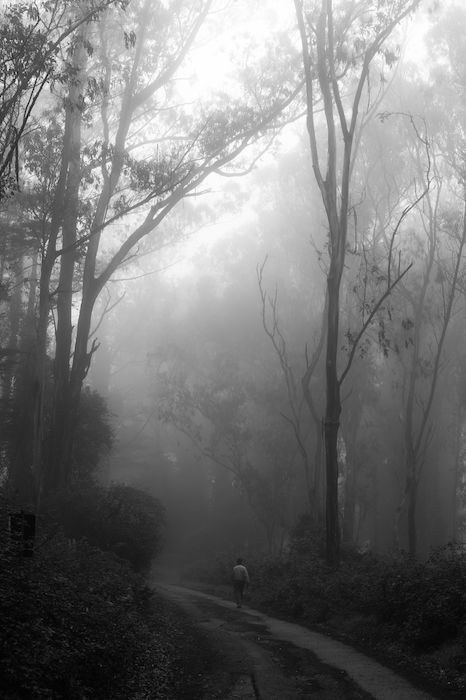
[194,523,466,692]
[0,0,125,199]
[0,496,170,698]
[200,516,466,655]
[70,387,114,486]
[52,483,166,572]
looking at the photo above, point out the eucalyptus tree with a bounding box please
[336,7,466,555]
[0,0,124,201]
[398,198,466,557]
[388,4,466,556]
[0,0,126,503]
[293,0,421,564]
[426,2,466,544]
[258,255,326,525]
[22,0,302,499]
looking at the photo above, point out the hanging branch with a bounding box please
[257,257,300,414]
[414,191,466,457]
[339,261,412,387]
[257,256,315,500]
[339,114,433,388]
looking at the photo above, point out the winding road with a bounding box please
[155,582,441,700]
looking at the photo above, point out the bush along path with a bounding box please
[247,548,466,698]
[180,538,466,698]
[0,520,225,699]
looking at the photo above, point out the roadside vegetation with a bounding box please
[0,486,222,699]
[0,387,214,699]
[186,517,466,697]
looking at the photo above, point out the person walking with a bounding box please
[232,557,249,608]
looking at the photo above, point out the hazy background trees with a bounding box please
[2,0,466,568]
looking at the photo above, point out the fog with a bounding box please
[86,0,466,566]
[2,0,465,570]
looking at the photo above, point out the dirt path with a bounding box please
[155,582,440,700]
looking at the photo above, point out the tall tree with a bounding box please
[293,0,421,564]
[1,2,125,503]
[390,3,466,555]
[24,0,302,498]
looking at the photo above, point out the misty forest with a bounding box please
[3,0,466,698]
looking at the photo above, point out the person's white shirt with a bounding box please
[232,564,249,583]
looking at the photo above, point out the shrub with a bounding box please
[53,483,166,572]
[208,529,466,656]
[378,546,466,649]
[0,518,170,699]
[71,387,114,486]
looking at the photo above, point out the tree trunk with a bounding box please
[312,422,325,525]
[451,407,463,541]
[407,473,417,558]
[8,258,32,503]
[324,273,342,564]
[342,457,356,545]
[47,31,86,493]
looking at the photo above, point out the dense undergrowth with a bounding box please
[189,520,466,695]
[0,489,209,699]
[1,537,165,698]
